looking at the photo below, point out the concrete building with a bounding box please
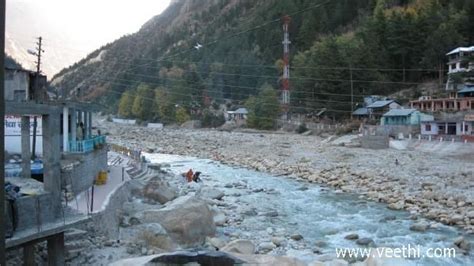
[4,101,107,264]
[226,108,248,121]
[380,109,433,126]
[409,89,474,112]
[4,68,48,101]
[420,113,474,142]
[447,46,474,75]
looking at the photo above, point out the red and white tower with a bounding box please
[281,15,291,120]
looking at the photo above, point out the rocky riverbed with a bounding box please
[99,120,474,236]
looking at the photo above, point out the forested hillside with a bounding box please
[51,0,474,124]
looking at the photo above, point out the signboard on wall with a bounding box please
[5,115,43,154]
[465,114,474,121]
[4,115,42,136]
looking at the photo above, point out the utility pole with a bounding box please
[350,66,354,119]
[29,36,44,160]
[281,15,291,120]
[1,0,6,264]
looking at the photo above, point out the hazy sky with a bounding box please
[6,0,171,75]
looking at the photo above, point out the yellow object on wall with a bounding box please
[95,170,108,185]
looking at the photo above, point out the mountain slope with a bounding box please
[51,0,372,111]
[51,0,474,119]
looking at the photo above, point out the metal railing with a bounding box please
[69,135,106,153]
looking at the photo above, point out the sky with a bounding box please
[6,0,171,76]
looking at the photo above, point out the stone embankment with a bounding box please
[99,121,474,236]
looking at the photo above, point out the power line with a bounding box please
[102,70,371,98]
[114,62,429,86]
[93,82,354,125]
[93,76,362,108]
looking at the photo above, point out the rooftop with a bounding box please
[446,46,474,56]
[352,107,369,116]
[458,86,474,94]
[382,108,417,117]
[367,100,395,108]
[227,108,248,114]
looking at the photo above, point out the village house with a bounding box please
[410,46,474,112]
[380,109,433,126]
[226,107,248,121]
[366,99,401,120]
[446,46,474,75]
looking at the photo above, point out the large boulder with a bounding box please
[119,223,176,251]
[110,250,244,266]
[221,239,256,255]
[139,196,216,246]
[143,178,177,204]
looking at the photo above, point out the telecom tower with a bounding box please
[281,15,291,120]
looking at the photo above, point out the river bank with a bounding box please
[99,120,474,236]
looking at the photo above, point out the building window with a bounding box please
[465,125,469,132]
[425,124,431,131]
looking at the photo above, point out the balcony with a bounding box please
[69,135,106,153]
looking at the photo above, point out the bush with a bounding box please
[296,123,308,134]
[175,106,191,124]
[201,110,226,128]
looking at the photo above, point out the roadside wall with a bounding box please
[360,135,389,149]
[91,168,136,239]
[13,193,58,232]
[62,147,108,195]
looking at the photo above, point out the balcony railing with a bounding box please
[69,135,106,153]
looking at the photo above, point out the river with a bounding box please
[145,153,473,265]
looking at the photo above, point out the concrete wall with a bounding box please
[62,147,108,195]
[360,135,389,149]
[147,123,163,129]
[12,193,57,232]
[92,172,135,239]
[5,70,29,101]
[112,118,136,125]
[362,125,419,137]
[421,122,438,135]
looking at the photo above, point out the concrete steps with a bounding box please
[64,229,90,261]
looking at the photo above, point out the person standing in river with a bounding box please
[185,169,194,182]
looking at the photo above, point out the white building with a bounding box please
[447,46,474,74]
[226,108,248,121]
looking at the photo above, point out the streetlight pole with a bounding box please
[1,0,6,264]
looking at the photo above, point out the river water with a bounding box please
[145,153,473,265]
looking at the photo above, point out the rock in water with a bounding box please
[344,233,359,240]
[143,177,177,204]
[198,187,225,200]
[409,222,429,232]
[356,238,374,246]
[213,211,227,226]
[139,196,216,246]
[271,237,286,247]
[221,239,256,255]
[290,234,304,241]
[258,242,276,253]
[454,236,471,251]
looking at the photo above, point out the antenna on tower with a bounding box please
[281,15,291,120]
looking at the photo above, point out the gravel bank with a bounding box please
[99,121,474,235]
